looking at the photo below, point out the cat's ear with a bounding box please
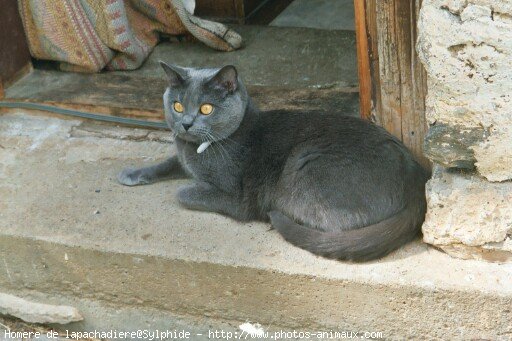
[159,61,186,87]
[206,65,238,94]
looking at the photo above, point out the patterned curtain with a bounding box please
[17,0,242,72]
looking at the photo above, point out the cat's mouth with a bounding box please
[175,128,213,145]
[178,125,218,143]
[178,131,213,153]
[172,130,213,154]
[176,131,201,142]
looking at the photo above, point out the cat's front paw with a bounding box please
[177,184,211,211]
[177,185,199,208]
[117,168,148,186]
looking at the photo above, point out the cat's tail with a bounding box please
[268,196,426,261]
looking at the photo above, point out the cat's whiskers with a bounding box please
[209,132,241,165]
[214,138,233,163]
[205,131,229,162]
[196,130,212,155]
[197,129,223,161]
[209,131,239,152]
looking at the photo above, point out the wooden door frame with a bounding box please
[354,0,429,167]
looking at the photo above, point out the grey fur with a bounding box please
[118,62,429,261]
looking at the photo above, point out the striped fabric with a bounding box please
[17,0,242,72]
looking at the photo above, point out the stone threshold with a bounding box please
[1,112,511,340]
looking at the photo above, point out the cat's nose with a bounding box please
[182,122,193,131]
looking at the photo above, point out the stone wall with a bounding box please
[417,0,512,262]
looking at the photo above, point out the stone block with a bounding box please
[422,165,512,262]
[417,0,512,181]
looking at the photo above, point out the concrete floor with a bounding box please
[12,26,358,92]
[5,25,359,118]
[1,112,511,340]
[131,25,358,88]
[271,0,355,31]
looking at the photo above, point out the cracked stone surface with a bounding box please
[423,122,491,169]
[418,0,512,180]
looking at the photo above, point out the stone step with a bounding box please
[0,291,275,341]
[1,112,511,340]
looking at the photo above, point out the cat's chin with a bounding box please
[176,132,202,144]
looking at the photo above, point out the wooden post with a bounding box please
[354,0,372,120]
[355,0,429,167]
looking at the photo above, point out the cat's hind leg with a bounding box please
[117,156,188,186]
[177,182,249,221]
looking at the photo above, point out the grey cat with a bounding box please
[118,62,429,261]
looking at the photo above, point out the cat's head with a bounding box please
[160,62,249,143]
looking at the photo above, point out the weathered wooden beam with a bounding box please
[364,0,382,124]
[398,0,429,168]
[376,0,403,139]
[354,0,372,120]
[359,0,429,167]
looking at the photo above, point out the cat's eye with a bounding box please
[200,104,214,115]
[173,101,184,113]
